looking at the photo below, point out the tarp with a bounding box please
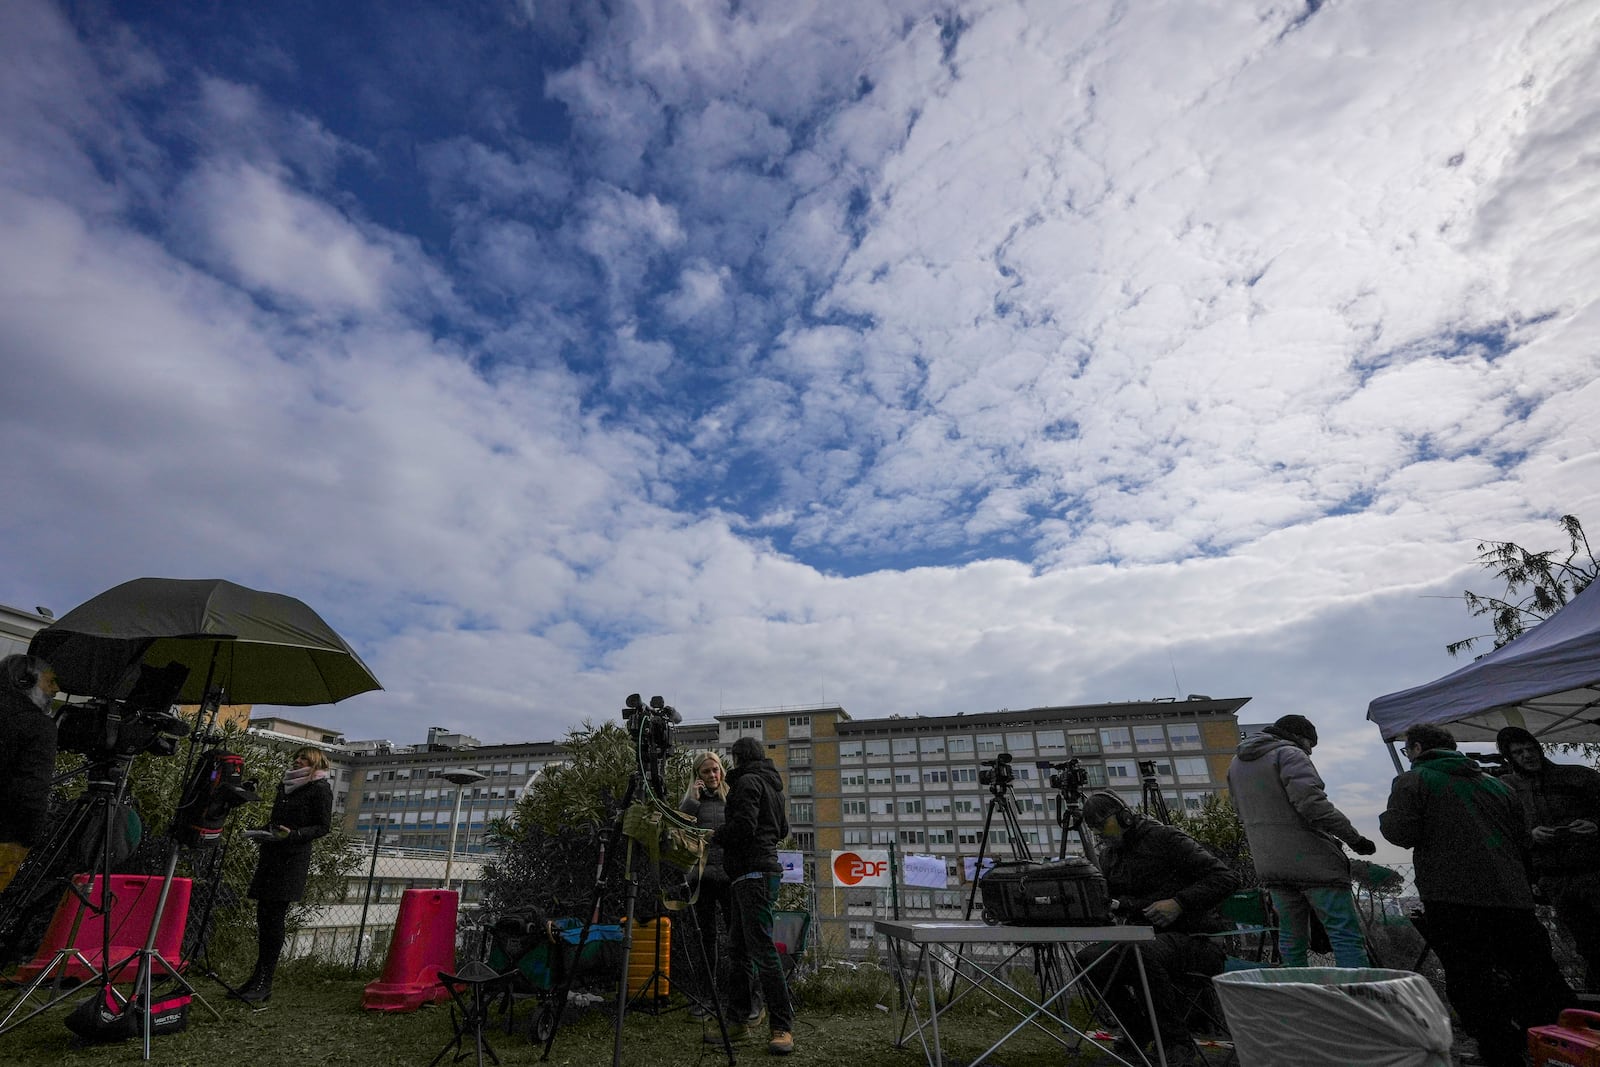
[1367,581,1600,743]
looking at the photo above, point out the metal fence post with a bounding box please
[351,832,381,973]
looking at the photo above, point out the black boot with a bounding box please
[238,972,272,1004]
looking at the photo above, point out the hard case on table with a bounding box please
[978,857,1112,926]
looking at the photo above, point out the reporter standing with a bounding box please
[678,751,731,1018]
[239,747,333,1005]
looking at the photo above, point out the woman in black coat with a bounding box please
[678,751,731,1017]
[239,747,333,1004]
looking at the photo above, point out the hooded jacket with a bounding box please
[1380,749,1534,908]
[0,685,58,847]
[1227,730,1363,886]
[1495,729,1600,877]
[715,757,789,879]
[1096,815,1239,934]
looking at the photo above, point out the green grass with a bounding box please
[1,960,1116,1067]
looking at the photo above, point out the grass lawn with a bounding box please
[1,963,1111,1067]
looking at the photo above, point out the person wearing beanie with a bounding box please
[1227,714,1377,967]
[1496,725,1600,991]
[1383,723,1573,1067]
[0,654,59,893]
[1074,792,1238,1065]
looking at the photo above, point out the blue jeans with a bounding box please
[1269,885,1368,967]
[727,873,794,1032]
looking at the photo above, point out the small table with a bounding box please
[877,920,1170,1067]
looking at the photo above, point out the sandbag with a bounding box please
[1214,967,1451,1067]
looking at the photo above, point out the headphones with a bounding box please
[2,654,44,692]
[1084,791,1135,831]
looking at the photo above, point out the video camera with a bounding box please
[622,693,679,793]
[53,661,192,765]
[978,751,1015,791]
[1049,758,1089,794]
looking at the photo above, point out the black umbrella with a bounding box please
[29,577,382,706]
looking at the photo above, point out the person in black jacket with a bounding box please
[0,655,59,893]
[707,736,795,1056]
[1498,725,1600,991]
[679,750,731,1018]
[239,746,334,1004]
[1075,792,1238,1066]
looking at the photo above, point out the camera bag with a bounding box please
[978,857,1112,926]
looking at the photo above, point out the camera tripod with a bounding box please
[1135,761,1173,825]
[954,755,1065,999]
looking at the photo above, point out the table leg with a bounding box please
[924,948,942,1067]
[1129,947,1167,1067]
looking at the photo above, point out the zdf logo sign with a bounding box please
[831,850,891,887]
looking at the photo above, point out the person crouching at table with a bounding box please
[1074,792,1238,1066]
[239,747,334,1005]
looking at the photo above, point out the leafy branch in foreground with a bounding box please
[1447,514,1597,658]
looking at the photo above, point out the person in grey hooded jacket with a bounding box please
[1227,714,1376,967]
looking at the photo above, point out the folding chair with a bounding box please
[771,910,811,998]
[1215,889,1280,965]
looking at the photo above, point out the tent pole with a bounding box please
[1385,740,1405,774]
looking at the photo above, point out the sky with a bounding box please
[3,0,1599,849]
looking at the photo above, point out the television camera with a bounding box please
[979,751,1015,793]
[622,693,679,794]
[1048,757,1089,798]
[53,661,192,767]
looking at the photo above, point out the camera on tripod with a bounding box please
[54,661,192,765]
[1048,757,1088,793]
[979,751,1015,789]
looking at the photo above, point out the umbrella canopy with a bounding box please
[29,577,382,706]
[1367,580,1600,743]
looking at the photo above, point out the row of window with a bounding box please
[367,762,546,783]
[836,722,1203,760]
[835,756,1211,789]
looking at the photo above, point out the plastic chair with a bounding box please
[771,910,811,988]
[1214,889,1280,965]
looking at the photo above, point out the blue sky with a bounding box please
[3,0,1599,846]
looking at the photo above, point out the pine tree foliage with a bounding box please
[1447,514,1597,658]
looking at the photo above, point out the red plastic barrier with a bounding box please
[14,874,191,982]
[361,889,458,1011]
[1531,1009,1600,1067]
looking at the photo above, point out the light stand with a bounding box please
[441,769,487,893]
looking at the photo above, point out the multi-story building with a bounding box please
[713,696,1248,950]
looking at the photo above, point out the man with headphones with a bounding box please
[0,654,60,891]
[1075,791,1238,1066]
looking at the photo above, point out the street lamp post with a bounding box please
[441,768,487,892]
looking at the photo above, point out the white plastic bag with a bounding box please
[1214,967,1452,1067]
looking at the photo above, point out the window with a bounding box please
[1181,793,1208,812]
[865,739,890,758]
[788,772,814,795]
[1013,766,1032,781]
[954,799,978,814]
[1005,732,1034,753]
[927,827,953,845]
[923,769,948,783]
[877,799,896,815]
[947,736,974,755]
[789,801,813,823]
[952,767,978,783]
[844,830,867,845]
[1106,760,1137,780]
[841,772,865,788]
[792,831,815,850]
[1175,757,1210,783]
[920,736,946,756]
[1037,730,1066,754]
[788,715,811,738]
[843,800,867,816]
[898,830,924,845]
[1133,724,1167,751]
[1099,727,1132,753]
[870,829,893,845]
[788,743,812,766]
[900,799,922,815]
[976,734,1002,754]
[892,738,918,756]
[925,797,952,814]
[958,830,979,846]
[1084,763,1108,787]
[1069,729,1100,755]
[1015,797,1039,813]
[1168,723,1202,751]
[867,768,892,787]
[894,771,914,785]
[839,740,864,760]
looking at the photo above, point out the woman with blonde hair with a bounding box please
[679,751,731,1018]
[239,747,333,1005]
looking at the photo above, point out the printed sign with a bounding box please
[902,853,947,889]
[778,850,805,884]
[962,855,997,883]
[830,849,892,887]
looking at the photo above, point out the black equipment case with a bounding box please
[978,857,1112,926]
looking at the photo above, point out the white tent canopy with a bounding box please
[1367,581,1600,744]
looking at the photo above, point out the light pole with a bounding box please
[441,768,486,892]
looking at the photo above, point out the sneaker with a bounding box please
[746,1006,768,1030]
[768,1030,794,1056]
